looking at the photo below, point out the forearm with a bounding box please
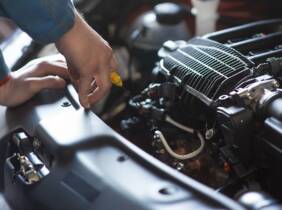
[55,11,90,72]
[56,11,91,53]
[55,10,106,75]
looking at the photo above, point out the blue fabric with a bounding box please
[0,0,75,80]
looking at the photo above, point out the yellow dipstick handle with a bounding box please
[110,71,123,87]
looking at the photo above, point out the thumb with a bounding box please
[29,76,66,93]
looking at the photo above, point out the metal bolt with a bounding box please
[33,139,41,149]
[173,162,184,171]
[117,155,127,162]
[205,129,215,140]
[274,80,280,88]
[61,101,71,107]
[159,186,177,195]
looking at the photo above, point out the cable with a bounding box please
[154,130,205,160]
[165,115,194,134]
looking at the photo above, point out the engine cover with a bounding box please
[161,38,253,105]
[159,19,282,106]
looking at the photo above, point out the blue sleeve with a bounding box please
[0,51,9,80]
[0,0,75,44]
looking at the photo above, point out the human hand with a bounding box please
[56,10,118,109]
[0,57,69,107]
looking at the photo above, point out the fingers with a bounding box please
[82,57,117,107]
[78,76,93,108]
[77,65,112,108]
[87,76,111,105]
[89,79,97,93]
[24,55,66,70]
[29,76,66,93]
[32,61,70,80]
[86,87,105,106]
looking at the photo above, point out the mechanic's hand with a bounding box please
[56,10,118,109]
[0,57,69,107]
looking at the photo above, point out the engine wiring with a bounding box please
[154,115,205,160]
[154,129,205,160]
[127,82,206,160]
[165,115,194,134]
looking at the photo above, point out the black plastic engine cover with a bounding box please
[159,19,282,108]
[161,38,253,106]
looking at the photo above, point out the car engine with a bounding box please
[2,1,282,210]
[105,19,282,200]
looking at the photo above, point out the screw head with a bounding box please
[61,101,71,107]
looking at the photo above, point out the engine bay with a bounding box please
[103,19,282,202]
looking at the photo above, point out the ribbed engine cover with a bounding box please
[161,38,254,105]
